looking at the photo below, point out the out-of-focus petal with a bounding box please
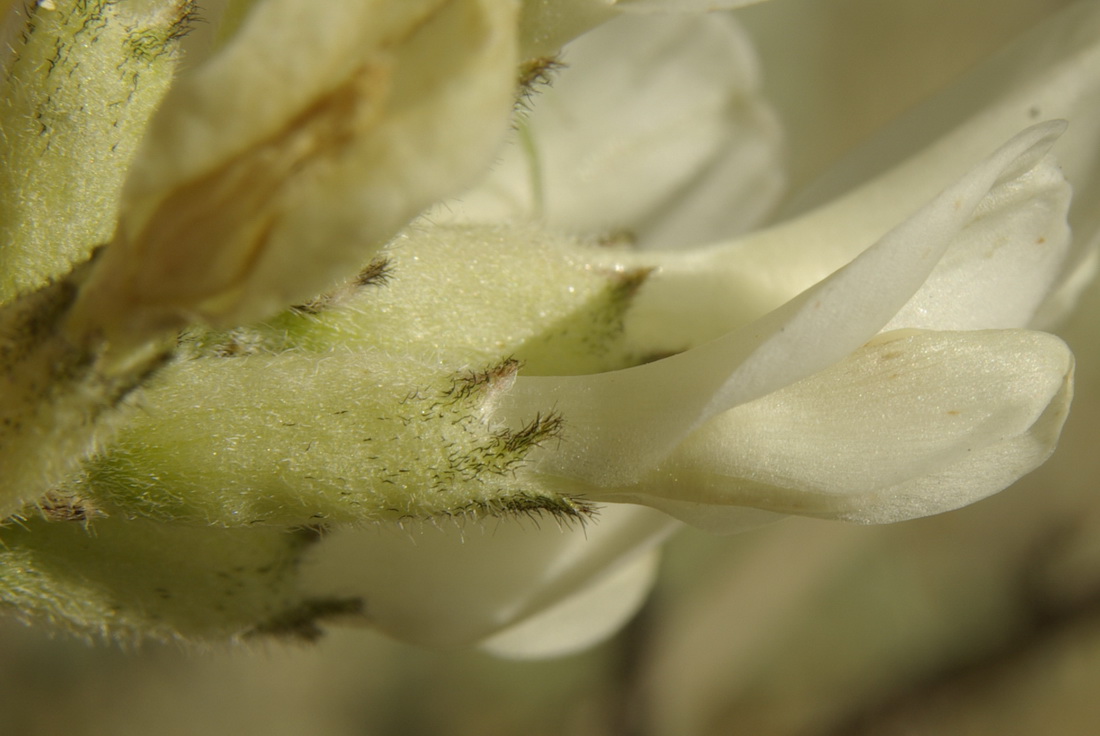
[519,0,617,59]
[618,0,771,9]
[70,0,518,348]
[606,329,1073,529]
[450,12,784,248]
[493,123,1064,488]
[480,547,660,659]
[299,505,675,648]
[518,0,771,58]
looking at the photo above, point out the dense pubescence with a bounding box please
[59,233,650,529]
[0,0,654,644]
[0,0,193,300]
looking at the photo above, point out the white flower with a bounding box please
[0,0,1097,659]
[303,4,1100,656]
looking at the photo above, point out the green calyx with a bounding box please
[0,0,193,301]
[70,353,576,527]
[2,221,650,642]
[0,514,357,643]
[66,223,652,529]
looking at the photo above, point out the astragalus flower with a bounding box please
[0,0,1095,658]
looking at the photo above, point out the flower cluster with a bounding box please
[0,0,1096,657]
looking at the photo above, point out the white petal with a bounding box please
[882,152,1071,331]
[450,12,784,247]
[201,0,254,44]
[494,123,1064,488]
[70,0,518,345]
[479,548,660,659]
[604,329,1074,527]
[781,1,1100,326]
[618,127,1070,355]
[615,501,787,537]
[299,505,675,648]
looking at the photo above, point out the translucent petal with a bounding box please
[519,0,617,59]
[604,329,1074,527]
[299,505,675,648]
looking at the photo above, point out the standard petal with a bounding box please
[519,0,617,59]
[298,505,675,648]
[603,329,1074,528]
[493,123,1064,488]
[69,0,518,348]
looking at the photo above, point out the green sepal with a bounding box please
[69,351,591,527]
[184,223,651,376]
[0,257,170,519]
[0,512,357,643]
[0,0,194,301]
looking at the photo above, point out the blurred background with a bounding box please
[3,0,1098,733]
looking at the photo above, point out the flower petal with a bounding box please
[616,127,1070,356]
[299,505,675,648]
[494,123,1065,488]
[883,157,1071,331]
[781,0,1100,326]
[70,0,518,347]
[605,329,1074,529]
[519,0,617,59]
[450,12,784,248]
[479,547,660,658]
